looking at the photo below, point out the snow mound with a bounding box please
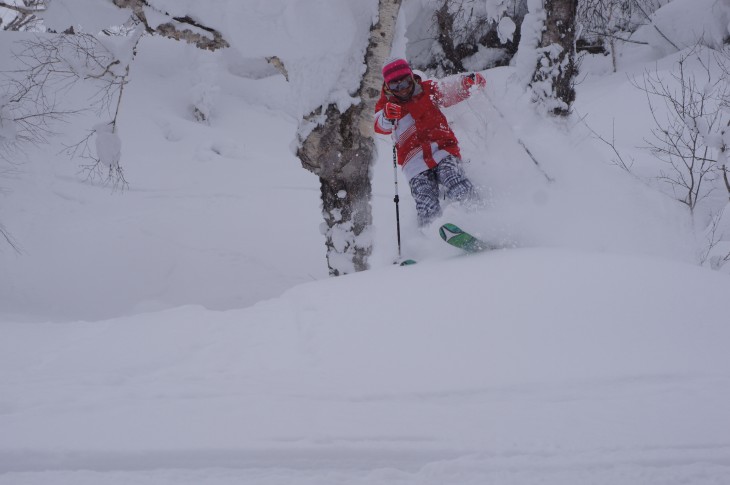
[2,249,728,485]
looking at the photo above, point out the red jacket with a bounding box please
[374,75,472,181]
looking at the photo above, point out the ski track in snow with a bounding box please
[2,446,730,484]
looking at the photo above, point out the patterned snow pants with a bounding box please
[408,155,479,227]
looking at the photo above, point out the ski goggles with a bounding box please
[387,75,413,92]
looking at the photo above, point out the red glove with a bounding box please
[463,72,487,91]
[384,102,404,121]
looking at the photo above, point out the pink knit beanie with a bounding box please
[382,57,412,83]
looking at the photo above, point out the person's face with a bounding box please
[387,75,414,100]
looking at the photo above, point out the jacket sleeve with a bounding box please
[374,89,394,135]
[433,75,471,108]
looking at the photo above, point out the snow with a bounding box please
[1,0,730,484]
[93,122,122,171]
[486,0,511,22]
[1,251,729,483]
[638,0,730,52]
[497,16,517,44]
[512,0,546,86]
[42,0,131,33]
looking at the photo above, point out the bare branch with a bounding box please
[579,113,635,172]
[63,127,128,191]
[633,46,727,214]
[0,221,21,254]
[1,0,45,32]
[0,1,37,15]
[1,30,143,190]
[581,29,649,46]
[631,0,680,51]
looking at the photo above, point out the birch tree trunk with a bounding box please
[531,0,578,116]
[297,0,402,276]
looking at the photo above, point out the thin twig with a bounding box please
[631,0,680,51]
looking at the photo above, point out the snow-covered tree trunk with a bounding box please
[531,0,578,116]
[297,0,402,276]
[113,0,228,51]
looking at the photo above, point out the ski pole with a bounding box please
[392,124,403,260]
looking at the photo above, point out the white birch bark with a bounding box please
[298,0,402,276]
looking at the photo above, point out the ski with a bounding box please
[438,223,496,253]
[397,224,495,266]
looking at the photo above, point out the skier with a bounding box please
[374,57,486,227]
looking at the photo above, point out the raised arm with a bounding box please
[433,73,486,108]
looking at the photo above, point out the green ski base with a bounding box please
[439,223,493,253]
[398,223,493,266]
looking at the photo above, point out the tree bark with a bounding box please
[112,0,228,50]
[297,0,402,276]
[434,1,465,75]
[531,0,578,116]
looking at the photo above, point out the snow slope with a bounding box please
[2,0,730,483]
[2,250,729,484]
[0,34,328,321]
